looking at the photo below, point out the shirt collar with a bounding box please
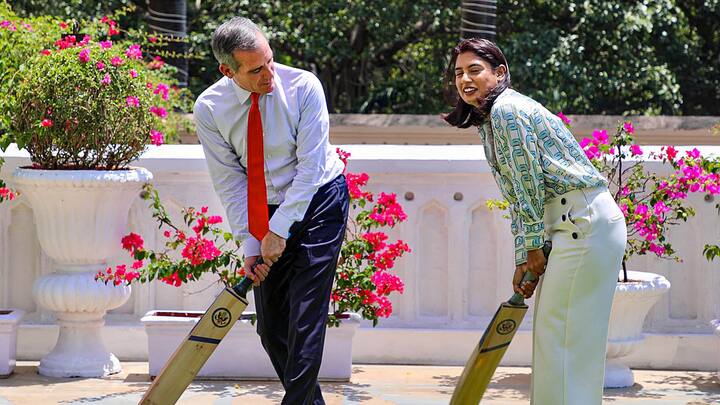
[229,75,277,105]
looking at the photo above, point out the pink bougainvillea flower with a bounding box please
[125,96,140,107]
[125,44,142,59]
[150,129,164,146]
[78,48,90,63]
[101,73,111,85]
[623,122,635,134]
[556,111,572,126]
[130,69,138,78]
[99,40,112,49]
[121,233,144,252]
[110,56,123,66]
[629,144,643,156]
[150,106,167,118]
[96,61,106,70]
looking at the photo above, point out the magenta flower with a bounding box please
[150,106,168,118]
[126,96,140,107]
[125,44,143,60]
[629,144,643,156]
[129,69,138,78]
[40,49,51,56]
[96,61,105,70]
[110,56,124,66]
[556,111,572,126]
[687,148,701,159]
[78,48,90,63]
[40,119,53,127]
[99,40,113,49]
[150,129,164,146]
[624,122,635,133]
[101,73,111,85]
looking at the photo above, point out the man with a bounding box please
[193,17,348,404]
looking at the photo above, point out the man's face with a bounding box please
[220,32,275,94]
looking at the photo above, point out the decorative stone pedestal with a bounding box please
[13,167,152,377]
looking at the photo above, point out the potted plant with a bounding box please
[0,6,189,378]
[98,150,410,380]
[574,116,719,388]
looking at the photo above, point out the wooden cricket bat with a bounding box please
[140,266,258,405]
[450,242,551,405]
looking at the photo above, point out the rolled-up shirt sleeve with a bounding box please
[194,101,260,257]
[492,105,546,254]
[268,74,332,238]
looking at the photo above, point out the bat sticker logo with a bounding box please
[212,308,232,328]
[496,319,516,335]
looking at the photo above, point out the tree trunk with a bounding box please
[148,0,188,87]
[461,0,497,41]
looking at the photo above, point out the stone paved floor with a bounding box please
[1,362,719,404]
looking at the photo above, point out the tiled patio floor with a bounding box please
[1,361,719,404]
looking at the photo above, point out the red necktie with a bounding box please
[247,93,269,240]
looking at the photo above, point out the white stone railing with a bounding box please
[1,143,719,369]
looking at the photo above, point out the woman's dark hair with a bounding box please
[442,38,511,128]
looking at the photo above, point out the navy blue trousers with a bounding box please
[254,174,349,405]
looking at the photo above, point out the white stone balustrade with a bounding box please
[1,142,719,371]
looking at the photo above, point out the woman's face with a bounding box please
[454,52,504,107]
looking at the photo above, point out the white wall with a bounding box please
[1,144,719,369]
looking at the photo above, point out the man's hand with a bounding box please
[243,255,271,287]
[261,231,286,267]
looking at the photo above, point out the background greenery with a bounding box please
[9,0,720,115]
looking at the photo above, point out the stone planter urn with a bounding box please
[0,309,25,377]
[12,167,152,377]
[142,310,361,381]
[605,270,671,388]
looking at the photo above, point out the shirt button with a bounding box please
[572,232,578,239]
[561,198,567,205]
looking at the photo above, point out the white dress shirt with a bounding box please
[193,63,345,257]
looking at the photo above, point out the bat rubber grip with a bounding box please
[232,258,264,298]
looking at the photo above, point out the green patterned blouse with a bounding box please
[478,88,607,265]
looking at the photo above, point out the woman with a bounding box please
[444,38,627,404]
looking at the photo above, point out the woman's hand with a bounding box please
[513,264,539,298]
[525,247,548,277]
[513,248,548,298]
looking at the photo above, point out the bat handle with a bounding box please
[232,258,264,298]
[508,241,552,306]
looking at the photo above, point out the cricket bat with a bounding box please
[140,262,260,405]
[450,241,552,405]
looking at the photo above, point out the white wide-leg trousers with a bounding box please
[530,187,627,405]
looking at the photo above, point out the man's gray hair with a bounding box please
[211,17,263,71]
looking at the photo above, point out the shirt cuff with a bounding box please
[268,210,294,239]
[515,236,527,266]
[242,237,261,258]
[523,220,545,251]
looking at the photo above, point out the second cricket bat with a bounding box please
[140,267,258,405]
[450,241,551,405]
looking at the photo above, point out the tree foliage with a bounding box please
[9,0,720,115]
